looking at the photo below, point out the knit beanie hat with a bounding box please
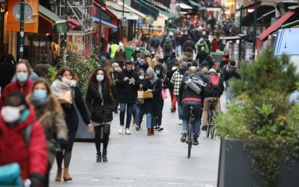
[146,67,155,76]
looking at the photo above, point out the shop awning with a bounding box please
[39,5,67,34]
[176,2,193,9]
[241,6,275,26]
[106,1,139,20]
[188,0,206,11]
[257,10,297,49]
[93,17,118,29]
[157,8,175,19]
[68,17,80,29]
[116,1,145,18]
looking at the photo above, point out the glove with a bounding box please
[56,138,66,150]
[30,173,45,187]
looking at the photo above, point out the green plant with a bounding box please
[215,48,299,187]
[46,66,58,83]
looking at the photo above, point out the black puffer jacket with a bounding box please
[203,72,224,98]
[116,69,139,104]
[85,82,114,123]
[179,74,205,105]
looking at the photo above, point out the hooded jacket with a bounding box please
[116,69,139,104]
[0,106,48,179]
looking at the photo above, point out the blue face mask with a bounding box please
[155,70,160,75]
[139,61,144,66]
[16,72,28,82]
[96,75,104,82]
[33,89,48,100]
[139,76,144,80]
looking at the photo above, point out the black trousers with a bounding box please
[156,100,164,126]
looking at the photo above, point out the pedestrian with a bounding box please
[11,59,39,82]
[170,61,188,124]
[133,69,145,131]
[116,61,139,135]
[166,51,177,71]
[114,44,126,69]
[197,46,208,64]
[202,55,215,69]
[0,91,48,186]
[86,68,115,163]
[131,46,142,61]
[201,68,224,131]
[211,36,218,52]
[214,62,222,77]
[34,54,52,78]
[26,78,68,187]
[223,59,240,104]
[142,67,162,136]
[163,37,173,63]
[0,62,34,109]
[51,67,92,182]
[220,55,229,75]
[109,40,119,59]
[182,36,195,53]
[154,63,169,131]
[111,63,121,113]
[150,33,160,52]
[175,31,182,57]
[0,54,15,92]
[135,54,149,72]
[179,66,205,145]
[167,60,179,112]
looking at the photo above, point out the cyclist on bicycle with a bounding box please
[201,68,224,131]
[179,66,206,145]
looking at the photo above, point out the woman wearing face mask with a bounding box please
[141,67,162,136]
[86,68,115,162]
[111,63,121,113]
[0,91,48,187]
[26,78,68,187]
[0,62,34,109]
[133,69,145,131]
[51,67,92,182]
[11,59,38,82]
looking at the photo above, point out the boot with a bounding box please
[96,152,101,162]
[147,128,151,136]
[63,168,72,181]
[55,168,62,181]
[102,150,108,162]
[151,127,154,135]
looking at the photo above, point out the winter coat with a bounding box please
[170,69,185,95]
[0,80,34,109]
[211,39,218,52]
[203,72,225,98]
[0,106,48,179]
[163,40,173,57]
[223,66,241,87]
[197,51,208,64]
[175,35,181,46]
[116,69,139,104]
[0,62,15,92]
[167,67,178,89]
[34,63,52,78]
[34,108,68,165]
[150,37,160,49]
[135,61,149,73]
[182,40,195,52]
[179,74,205,105]
[180,34,188,46]
[141,78,162,116]
[114,49,127,68]
[86,82,114,123]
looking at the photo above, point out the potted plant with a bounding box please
[215,48,299,187]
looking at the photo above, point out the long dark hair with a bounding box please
[87,68,112,87]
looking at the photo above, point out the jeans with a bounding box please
[134,104,143,127]
[146,113,156,128]
[177,95,183,120]
[182,101,202,138]
[120,103,134,129]
[176,45,182,57]
[156,101,164,126]
[226,84,232,104]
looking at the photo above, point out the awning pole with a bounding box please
[63,0,68,67]
[252,0,257,60]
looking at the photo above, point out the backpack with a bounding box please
[184,76,206,94]
[209,74,220,91]
[165,43,171,52]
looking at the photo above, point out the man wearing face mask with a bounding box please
[0,91,48,186]
[0,62,34,109]
[153,64,170,131]
[131,47,141,61]
[135,54,149,73]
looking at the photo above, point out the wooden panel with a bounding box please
[7,0,38,33]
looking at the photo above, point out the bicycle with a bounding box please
[206,99,218,139]
[186,106,195,158]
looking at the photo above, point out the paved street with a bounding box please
[50,93,226,187]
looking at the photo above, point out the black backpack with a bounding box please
[165,43,171,52]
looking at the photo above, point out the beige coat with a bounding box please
[35,109,68,165]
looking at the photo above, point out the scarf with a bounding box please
[51,78,77,94]
[31,97,51,110]
[149,73,158,85]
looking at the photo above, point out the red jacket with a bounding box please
[211,39,218,52]
[0,80,34,109]
[0,106,48,179]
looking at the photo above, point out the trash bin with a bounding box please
[211,52,224,62]
[124,46,135,60]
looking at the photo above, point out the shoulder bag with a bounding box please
[161,75,168,100]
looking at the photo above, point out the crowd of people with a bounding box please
[0,19,241,187]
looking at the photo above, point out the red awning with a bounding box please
[257,10,296,49]
[68,17,80,29]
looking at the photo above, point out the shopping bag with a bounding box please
[137,90,144,99]
[161,88,167,100]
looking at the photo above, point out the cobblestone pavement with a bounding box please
[50,93,227,187]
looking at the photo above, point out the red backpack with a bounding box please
[209,74,220,91]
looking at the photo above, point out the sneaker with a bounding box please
[180,134,186,143]
[135,126,140,131]
[154,125,159,130]
[157,126,164,131]
[125,128,131,135]
[179,120,183,125]
[170,107,176,113]
[193,138,199,145]
[118,126,124,134]
[201,126,207,131]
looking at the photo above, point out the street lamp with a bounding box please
[252,0,258,60]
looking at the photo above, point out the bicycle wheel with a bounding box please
[187,123,193,158]
[210,111,217,139]
[206,112,211,137]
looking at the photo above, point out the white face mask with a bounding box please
[1,105,25,123]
